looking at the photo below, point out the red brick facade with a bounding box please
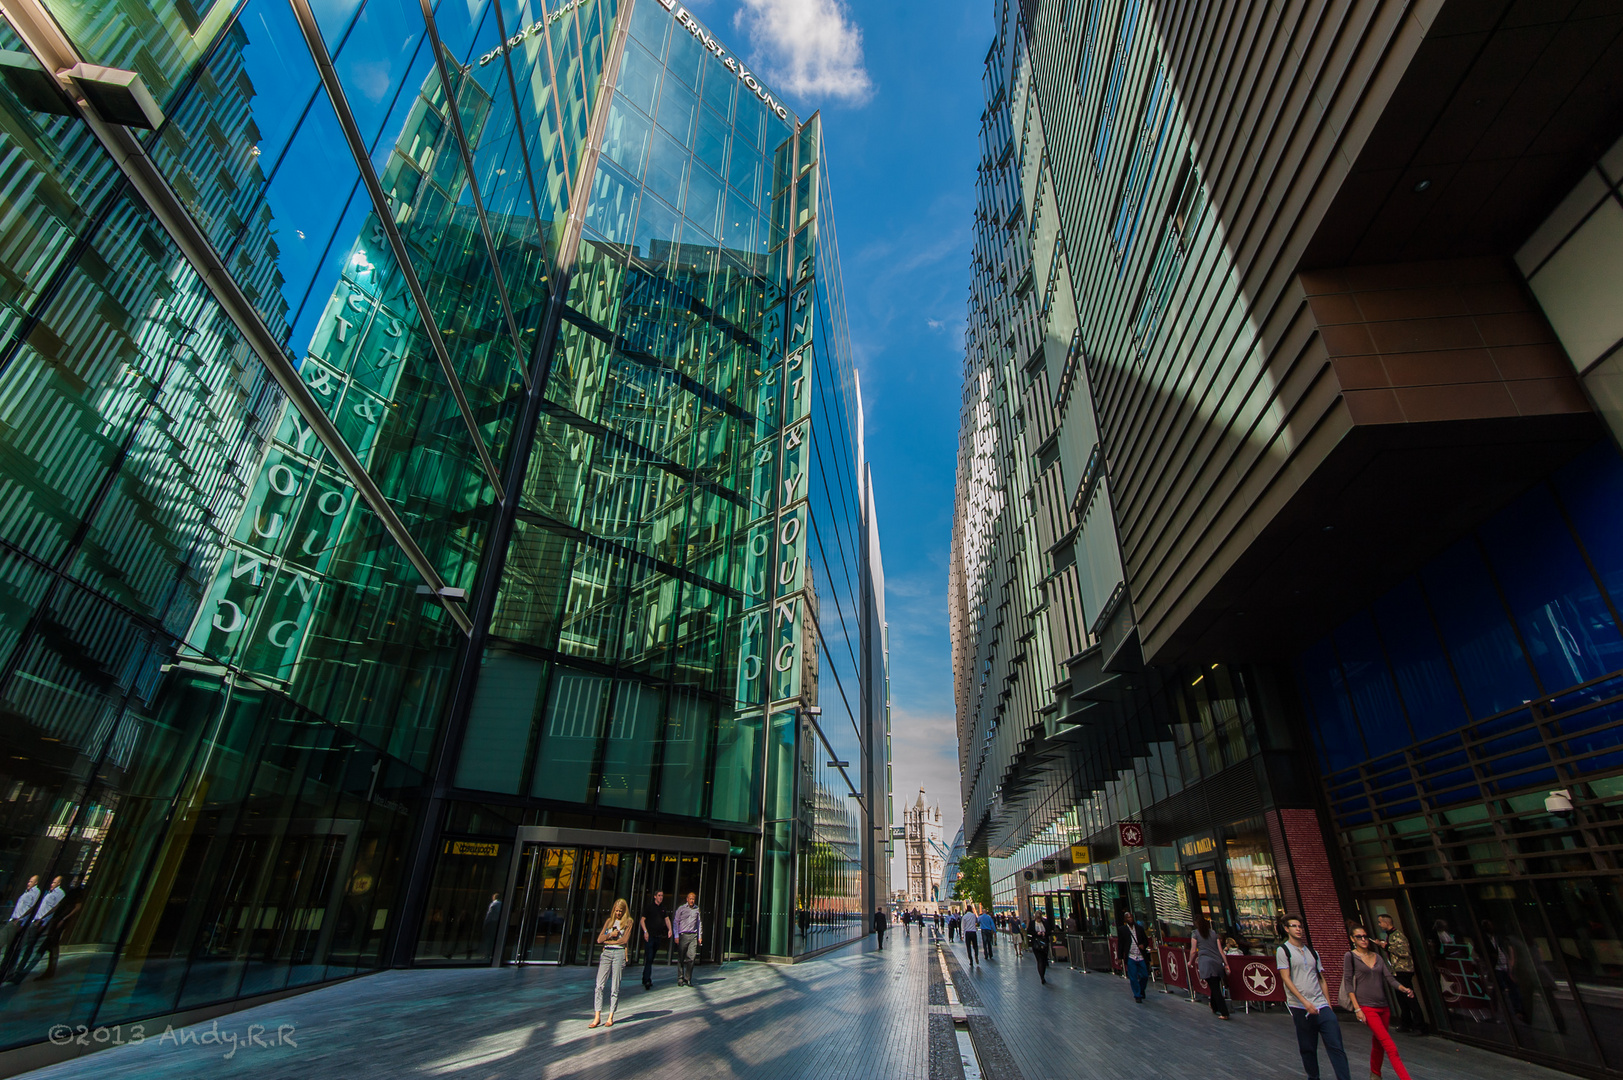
[1269,808,1347,1001]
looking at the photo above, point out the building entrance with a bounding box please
[497,828,730,967]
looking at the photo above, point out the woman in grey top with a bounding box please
[1343,924,1416,1080]
[1187,915,1229,1019]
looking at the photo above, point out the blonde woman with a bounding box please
[589,899,632,1028]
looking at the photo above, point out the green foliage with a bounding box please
[950,855,992,910]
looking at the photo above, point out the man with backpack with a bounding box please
[1276,913,1352,1080]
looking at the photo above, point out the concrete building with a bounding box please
[953,0,1623,1075]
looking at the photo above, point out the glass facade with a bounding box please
[0,0,882,1055]
[1298,442,1623,1070]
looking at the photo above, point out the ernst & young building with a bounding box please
[0,0,889,1059]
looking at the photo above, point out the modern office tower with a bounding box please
[954,0,1623,1072]
[0,0,884,1057]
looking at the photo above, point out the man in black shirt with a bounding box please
[639,890,671,990]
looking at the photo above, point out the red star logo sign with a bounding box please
[1243,962,1276,996]
[1118,822,1144,848]
[1166,954,1179,978]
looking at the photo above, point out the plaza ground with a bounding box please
[21,928,1579,1080]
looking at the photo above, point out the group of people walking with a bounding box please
[1,874,81,984]
[586,890,704,1030]
[1276,913,1419,1080]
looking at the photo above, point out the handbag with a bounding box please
[1337,951,1354,1011]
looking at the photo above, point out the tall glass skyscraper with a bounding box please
[0,0,886,1055]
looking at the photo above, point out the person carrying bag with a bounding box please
[1342,924,1417,1080]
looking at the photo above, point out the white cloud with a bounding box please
[733,0,873,104]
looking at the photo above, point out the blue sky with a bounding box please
[688,0,985,875]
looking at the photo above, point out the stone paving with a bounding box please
[18,926,1589,1080]
[26,937,931,1080]
[950,929,1579,1080]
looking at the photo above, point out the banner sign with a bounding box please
[1227,954,1286,1002]
[1158,942,1190,990]
[1436,944,1494,1020]
[1118,821,1144,848]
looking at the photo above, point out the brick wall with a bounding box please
[1269,808,1348,1001]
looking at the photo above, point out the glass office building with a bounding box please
[0,0,884,1056]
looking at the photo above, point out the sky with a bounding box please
[686,0,987,885]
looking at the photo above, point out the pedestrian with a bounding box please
[979,906,996,960]
[673,891,703,987]
[480,892,503,959]
[1028,910,1051,984]
[7,876,63,984]
[1276,913,1352,1080]
[36,876,84,980]
[1344,924,1416,1080]
[948,911,959,940]
[1189,914,1230,1020]
[588,898,632,1028]
[1118,910,1150,1002]
[903,908,912,939]
[963,905,980,967]
[0,875,39,981]
[872,906,888,950]
[1376,913,1428,1034]
[640,889,671,989]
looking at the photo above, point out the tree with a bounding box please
[950,855,992,911]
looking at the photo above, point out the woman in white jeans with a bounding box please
[590,898,632,1028]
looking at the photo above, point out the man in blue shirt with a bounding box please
[978,908,996,959]
[0,876,39,980]
[671,892,703,987]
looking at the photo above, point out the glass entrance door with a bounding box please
[508,846,574,963]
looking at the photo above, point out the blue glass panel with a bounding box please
[656,69,697,143]
[1555,443,1623,629]
[617,40,662,115]
[603,98,652,175]
[644,127,687,209]
[700,60,735,120]
[664,15,706,89]
[1481,483,1622,692]
[626,0,669,55]
[331,0,429,152]
[584,159,638,244]
[1575,750,1623,774]
[1336,612,1411,750]
[1296,639,1366,771]
[685,160,724,237]
[1421,540,1540,718]
[1372,578,1469,740]
[1431,785,1480,805]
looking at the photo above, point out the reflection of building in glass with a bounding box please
[957,1,1623,1074]
[0,0,885,1055]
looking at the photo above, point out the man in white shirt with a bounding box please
[8,876,63,984]
[0,875,39,980]
[1276,913,1351,1080]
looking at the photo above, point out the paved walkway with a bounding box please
[27,936,931,1080]
[20,927,1584,1080]
[945,929,1578,1080]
